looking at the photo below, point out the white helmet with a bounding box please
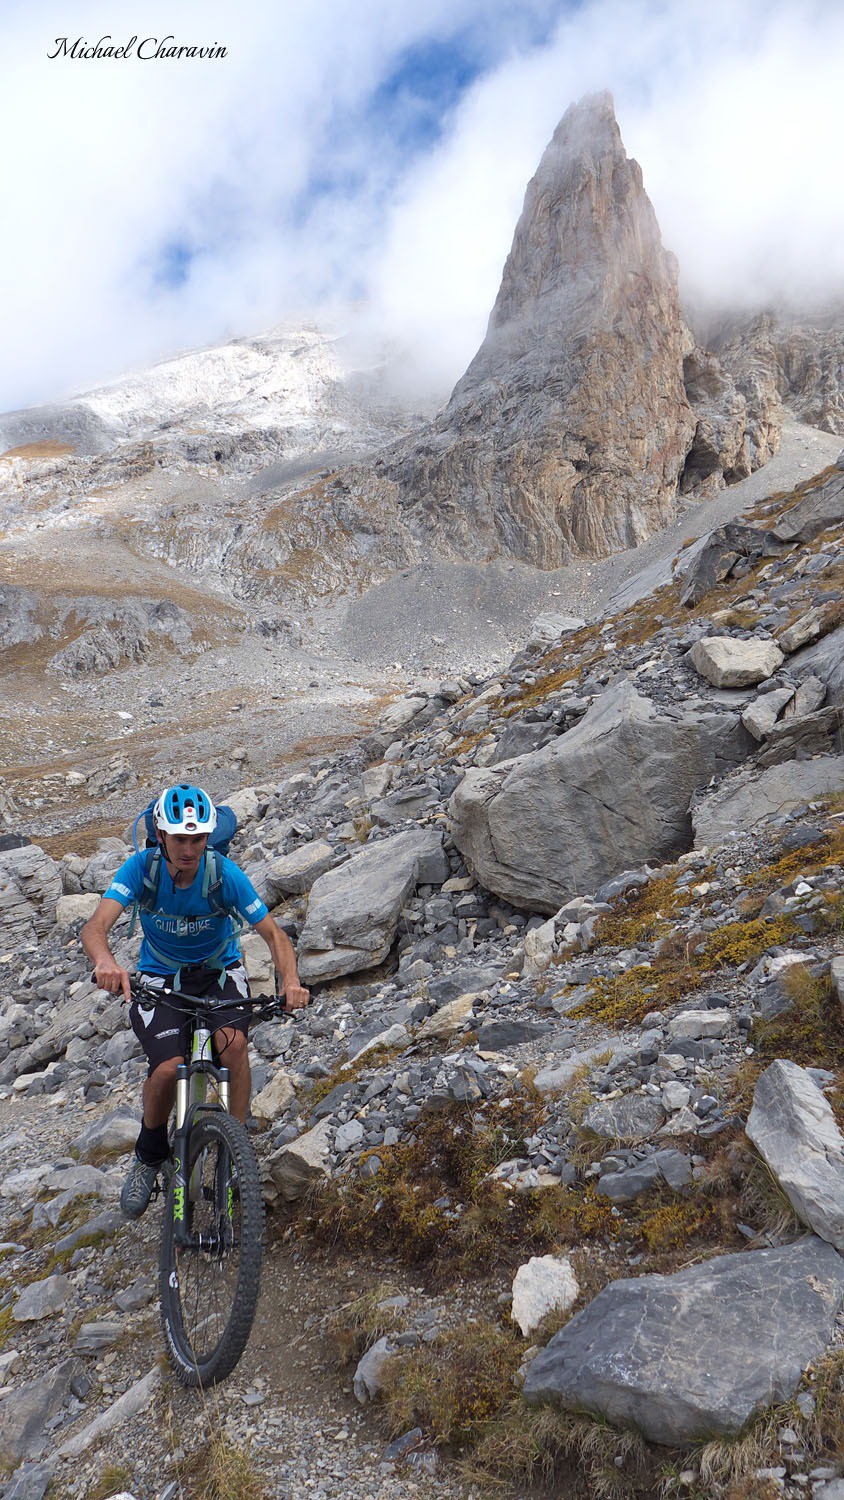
[153,783,217,835]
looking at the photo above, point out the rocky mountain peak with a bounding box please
[478,90,666,356]
[384,92,695,566]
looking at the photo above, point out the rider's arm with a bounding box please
[251,914,309,1010]
[81,898,132,1003]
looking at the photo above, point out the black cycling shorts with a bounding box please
[129,963,251,1076]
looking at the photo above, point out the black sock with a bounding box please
[136,1122,169,1165]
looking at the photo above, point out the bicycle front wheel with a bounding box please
[159,1111,264,1386]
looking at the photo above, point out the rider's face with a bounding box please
[161,831,208,877]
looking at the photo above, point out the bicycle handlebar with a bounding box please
[92,974,298,1023]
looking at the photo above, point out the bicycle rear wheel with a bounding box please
[159,1111,264,1386]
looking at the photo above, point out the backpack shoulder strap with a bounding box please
[127,848,162,937]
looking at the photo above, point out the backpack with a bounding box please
[127,800,240,940]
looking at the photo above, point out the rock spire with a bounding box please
[387,91,695,565]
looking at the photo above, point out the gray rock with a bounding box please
[832,957,844,1008]
[449,677,747,912]
[257,840,336,899]
[791,623,844,711]
[489,720,558,764]
[72,1319,124,1354]
[335,1119,365,1153]
[597,1161,661,1202]
[511,1254,579,1335]
[523,1236,844,1444]
[0,1361,79,1466]
[57,1366,160,1457]
[12,1274,71,1322]
[477,1020,550,1050]
[746,1060,844,1251]
[689,636,784,689]
[297,828,447,982]
[741,687,795,740]
[0,845,63,947]
[53,1209,124,1255]
[679,523,786,609]
[693,755,844,847]
[581,1094,666,1142]
[526,614,586,647]
[426,965,502,1006]
[532,1046,613,1094]
[1,1462,55,1500]
[771,468,844,544]
[54,893,101,932]
[666,1008,730,1041]
[264,1119,333,1202]
[76,1108,139,1160]
[353,1336,396,1403]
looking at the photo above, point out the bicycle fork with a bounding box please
[170,1025,231,1251]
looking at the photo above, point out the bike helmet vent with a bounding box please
[153,783,217,835]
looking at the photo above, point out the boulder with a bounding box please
[297,828,447,982]
[264,1119,332,1202]
[746,1060,844,1251]
[0,1360,80,1467]
[76,1108,139,1160]
[523,1236,844,1444]
[378,696,427,732]
[581,1094,666,1142]
[54,892,101,931]
[0,844,63,946]
[449,677,747,912]
[526,614,586,648]
[259,840,336,898]
[12,1274,71,1322]
[832,957,844,1007]
[741,687,794,741]
[251,1068,297,1125]
[240,930,274,988]
[666,1008,730,1041]
[693,755,844,847]
[522,918,557,979]
[688,636,784,689]
[771,467,844,544]
[756,707,842,767]
[679,522,786,609]
[791,624,844,712]
[353,1336,396,1403]
[0,983,101,1085]
[511,1255,580,1336]
[416,992,478,1041]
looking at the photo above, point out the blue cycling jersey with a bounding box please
[104,852,268,976]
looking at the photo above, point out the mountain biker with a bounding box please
[81,782,309,1219]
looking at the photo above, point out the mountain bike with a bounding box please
[128,977,290,1387]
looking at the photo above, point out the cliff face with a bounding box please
[384,93,697,566]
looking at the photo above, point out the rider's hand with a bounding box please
[94,961,132,1004]
[282,983,310,1011]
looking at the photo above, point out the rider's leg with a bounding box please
[141,1054,182,1129]
[212,1026,250,1122]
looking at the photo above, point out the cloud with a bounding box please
[1,0,843,414]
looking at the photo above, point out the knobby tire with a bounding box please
[159,1111,264,1386]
